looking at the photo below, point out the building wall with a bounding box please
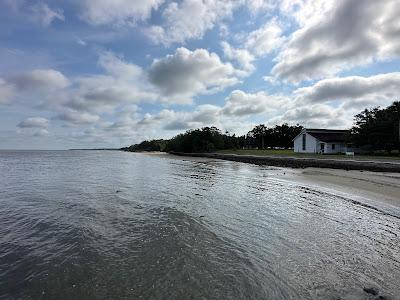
[294,133,318,153]
[324,143,346,154]
[294,129,351,154]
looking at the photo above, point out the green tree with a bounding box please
[165,127,229,153]
[248,124,268,149]
[271,123,303,149]
[351,101,400,153]
[247,123,302,149]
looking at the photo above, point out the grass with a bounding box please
[216,149,400,161]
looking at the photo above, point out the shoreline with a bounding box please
[169,152,400,173]
[159,152,400,213]
[280,168,400,213]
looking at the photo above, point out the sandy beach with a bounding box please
[281,168,400,211]
[169,152,400,172]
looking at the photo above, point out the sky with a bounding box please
[0,0,399,149]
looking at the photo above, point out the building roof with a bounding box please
[304,129,349,143]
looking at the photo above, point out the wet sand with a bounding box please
[169,152,400,172]
[150,152,400,213]
[280,168,400,211]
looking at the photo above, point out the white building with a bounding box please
[293,128,352,154]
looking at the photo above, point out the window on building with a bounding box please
[302,134,306,150]
[332,144,335,150]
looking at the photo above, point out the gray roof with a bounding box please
[305,129,349,143]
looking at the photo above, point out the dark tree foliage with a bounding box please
[122,124,303,153]
[350,101,400,153]
[247,123,303,149]
[165,127,245,153]
[247,124,269,149]
[121,139,167,152]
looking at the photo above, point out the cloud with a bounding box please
[68,75,151,112]
[81,0,163,25]
[33,129,49,137]
[163,120,191,131]
[17,117,49,128]
[144,0,239,45]
[280,104,350,128]
[8,69,70,91]
[244,18,285,57]
[2,55,154,114]
[148,47,239,101]
[222,90,287,116]
[0,79,15,104]
[97,51,143,79]
[247,0,275,13]
[9,52,198,120]
[221,41,255,73]
[135,89,287,133]
[263,76,279,85]
[3,1,64,27]
[64,52,157,112]
[272,0,400,82]
[221,19,284,76]
[191,104,221,123]
[76,38,87,46]
[31,2,64,26]
[142,105,221,132]
[295,72,400,107]
[279,0,333,26]
[54,110,100,125]
[94,105,139,136]
[80,88,289,143]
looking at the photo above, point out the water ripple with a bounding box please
[0,151,399,299]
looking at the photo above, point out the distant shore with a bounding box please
[169,152,400,173]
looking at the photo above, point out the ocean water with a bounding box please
[0,150,399,299]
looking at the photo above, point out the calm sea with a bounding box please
[0,150,399,299]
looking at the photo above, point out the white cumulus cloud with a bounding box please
[148,47,239,101]
[8,69,70,91]
[272,0,400,82]
[295,72,400,108]
[222,90,287,116]
[145,0,239,45]
[244,18,285,57]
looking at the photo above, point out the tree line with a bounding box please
[121,124,303,153]
[122,101,400,154]
[121,139,167,152]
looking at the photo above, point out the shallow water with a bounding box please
[0,150,399,299]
